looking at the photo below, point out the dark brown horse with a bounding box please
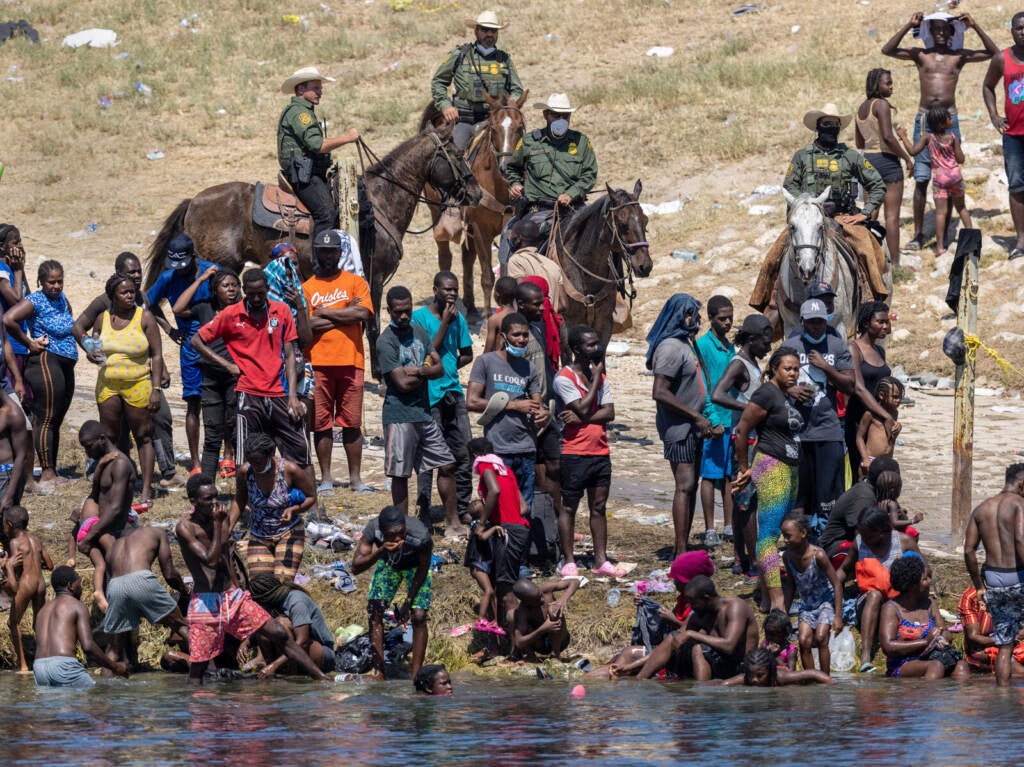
[144,123,482,377]
[549,181,653,344]
[420,93,527,317]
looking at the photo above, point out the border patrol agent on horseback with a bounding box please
[277,66,360,241]
[501,93,598,256]
[431,10,524,150]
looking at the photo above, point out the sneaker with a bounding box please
[722,525,733,541]
[703,529,721,548]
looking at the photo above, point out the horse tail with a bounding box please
[145,198,190,289]
[418,101,445,132]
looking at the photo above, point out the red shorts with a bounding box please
[313,366,364,432]
[187,588,270,663]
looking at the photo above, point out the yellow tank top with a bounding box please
[99,307,150,382]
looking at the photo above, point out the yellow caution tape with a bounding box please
[964,333,1024,383]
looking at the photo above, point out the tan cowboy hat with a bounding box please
[802,103,852,131]
[533,93,577,113]
[280,66,336,94]
[464,10,504,29]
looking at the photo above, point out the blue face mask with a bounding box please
[550,119,569,138]
[505,343,527,358]
[803,331,826,345]
[826,313,835,324]
[476,44,496,55]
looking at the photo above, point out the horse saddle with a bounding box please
[251,176,312,236]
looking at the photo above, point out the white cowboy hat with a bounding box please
[533,93,577,113]
[802,103,852,132]
[280,66,336,94]
[464,10,504,29]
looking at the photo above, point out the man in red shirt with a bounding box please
[192,269,309,465]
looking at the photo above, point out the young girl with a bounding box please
[413,664,454,695]
[781,512,844,673]
[899,106,973,255]
[856,376,904,476]
[464,497,506,635]
[880,553,970,680]
[761,608,798,671]
[482,276,518,353]
[722,647,833,686]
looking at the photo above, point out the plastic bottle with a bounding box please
[135,82,153,97]
[606,588,621,607]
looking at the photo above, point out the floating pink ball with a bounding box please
[571,684,586,698]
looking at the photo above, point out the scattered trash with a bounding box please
[637,515,671,525]
[87,223,98,233]
[606,588,621,607]
[732,4,759,16]
[640,198,690,216]
[867,28,877,37]
[645,46,674,58]
[62,28,118,49]
[747,205,774,216]
[180,13,199,28]
[0,19,40,45]
[379,60,400,74]
[293,573,310,585]
[135,81,153,97]
[571,684,586,698]
[99,95,111,109]
[112,51,130,59]
[146,149,164,161]
[215,108,227,115]
[791,24,801,34]
[544,33,557,42]
[829,626,857,671]
[605,341,631,356]
[671,249,699,262]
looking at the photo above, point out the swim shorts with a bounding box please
[33,655,94,688]
[864,151,903,184]
[560,454,611,507]
[96,374,153,410]
[367,560,432,612]
[313,365,364,432]
[984,583,1024,646]
[188,588,270,663]
[102,569,178,634]
[699,429,733,480]
[663,431,701,464]
[669,638,740,680]
[383,421,454,479]
[1004,133,1024,193]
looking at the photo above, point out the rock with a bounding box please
[755,229,782,248]
[984,169,1009,200]
[961,166,990,184]
[891,328,911,342]
[914,372,939,387]
[712,285,741,299]
[995,332,1024,343]
[891,364,908,382]
[919,350,930,360]
[704,242,745,261]
[900,252,923,271]
[925,294,950,315]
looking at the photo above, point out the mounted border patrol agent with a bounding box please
[430,10,524,150]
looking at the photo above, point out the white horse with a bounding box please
[778,187,858,339]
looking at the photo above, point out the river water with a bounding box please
[2,672,1021,765]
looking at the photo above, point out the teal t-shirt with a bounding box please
[411,305,471,406]
[695,331,735,429]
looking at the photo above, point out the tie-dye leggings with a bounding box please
[752,452,799,589]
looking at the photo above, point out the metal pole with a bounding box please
[951,236,980,538]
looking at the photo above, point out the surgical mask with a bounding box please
[476,44,496,55]
[816,126,840,148]
[803,331,827,345]
[826,312,835,324]
[550,119,569,138]
[506,343,527,358]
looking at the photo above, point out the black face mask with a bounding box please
[587,348,605,363]
[817,126,840,148]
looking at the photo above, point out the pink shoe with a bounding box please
[560,562,580,577]
[592,561,627,578]
[487,620,507,636]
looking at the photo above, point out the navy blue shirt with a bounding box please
[146,260,215,365]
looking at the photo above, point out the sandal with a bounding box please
[858,662,877,674]
[219,459,236,478]
[592,561,627,578]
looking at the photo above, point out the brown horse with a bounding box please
[550,181,653,344]
[144,123,482,378]
[420,92,527,317]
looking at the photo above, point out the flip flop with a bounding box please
[591,561,627,578]
[1010,247,1024,260]
[317,482,335,497]
[351,483,377,494]
[560,562,580,577]
[858,662,876,674]
[450,623,474,638]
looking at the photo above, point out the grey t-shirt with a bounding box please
[361,515,433,571]
[468,351,540,455]
[786,330,853,443]
[652,337,707,444]
[281,590,335,648]
[377,325,433,425]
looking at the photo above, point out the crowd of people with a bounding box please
[4,8,1024,694]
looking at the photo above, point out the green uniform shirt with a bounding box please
[277,96,324,171]
[430,44,524,114]
[782,141,885,216]
[503,128,598,204]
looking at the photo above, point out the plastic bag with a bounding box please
[829,626,857,672]
[630,596,672,651]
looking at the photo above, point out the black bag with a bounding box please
[335,635,374,674]
[527,490,559,565]
[630,596,672,651]
[922,644,962,675]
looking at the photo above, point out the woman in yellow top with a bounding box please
[81,274,165,503]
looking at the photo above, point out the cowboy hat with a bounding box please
[464,10,504,29]
[280,66,336,94]
[802,103,852,131]
[533,93,577,113]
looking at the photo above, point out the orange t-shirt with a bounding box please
[302,271,373,369]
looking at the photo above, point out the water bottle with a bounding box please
[606,588,621,608]
[82,335,106,364]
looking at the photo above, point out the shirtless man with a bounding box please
[33,566,127,688]
[0,388,27,509]
[100,524,190,669]
[3,506,52,671]
[176,473,328,685]
[511,576,580,661]
[637,575,757,681]
[75,420,135,554]
[963,463,1024,686]
[882,11,998,250]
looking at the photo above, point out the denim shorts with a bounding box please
[1004,133,1024,193]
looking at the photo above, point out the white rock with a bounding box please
[891,328,911,342]
[712,285,741,299]
[747,205,776,216]
[919,350,930,360]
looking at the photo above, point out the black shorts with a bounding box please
[669,639,741,680]
[236,392,311,466]
[560,454,611,507]
[492,523,530,585]
[864,152,903,184]
[536,424,560,463]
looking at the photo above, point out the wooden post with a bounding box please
[951,234,981,538]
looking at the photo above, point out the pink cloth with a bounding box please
[76,516,100,543]
[473,454,508,476]
[668,550,715,584]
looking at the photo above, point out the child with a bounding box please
[3,506,53,672]
[879,553,969,680]
[413,663,454,695]
[781,513,844,673]
[899,106,973,255]
[761,608,798,671]
[856,376,904,476]
[511,576,580,661]
[722,647,834,686]
[482,276,518,353]
[464,497,506,635]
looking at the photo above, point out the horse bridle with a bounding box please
[790,200,827,265]
[357,133,475,208]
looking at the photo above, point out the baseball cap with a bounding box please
[807,281,835,299]
[800,298,829,320]
[271,242,297,259]
[314,229,342,249]
[165,233,195,270]
[739,314,773,337]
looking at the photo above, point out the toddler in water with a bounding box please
[761,609,797,671]
[781,513,843,673]
[722,647,833,686]
[899,106,973,255]
[856,376,904,476]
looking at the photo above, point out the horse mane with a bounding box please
[418,102,444,132]
[562,191,618,253]
[144,197,190,289]
[367,130,437,186]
